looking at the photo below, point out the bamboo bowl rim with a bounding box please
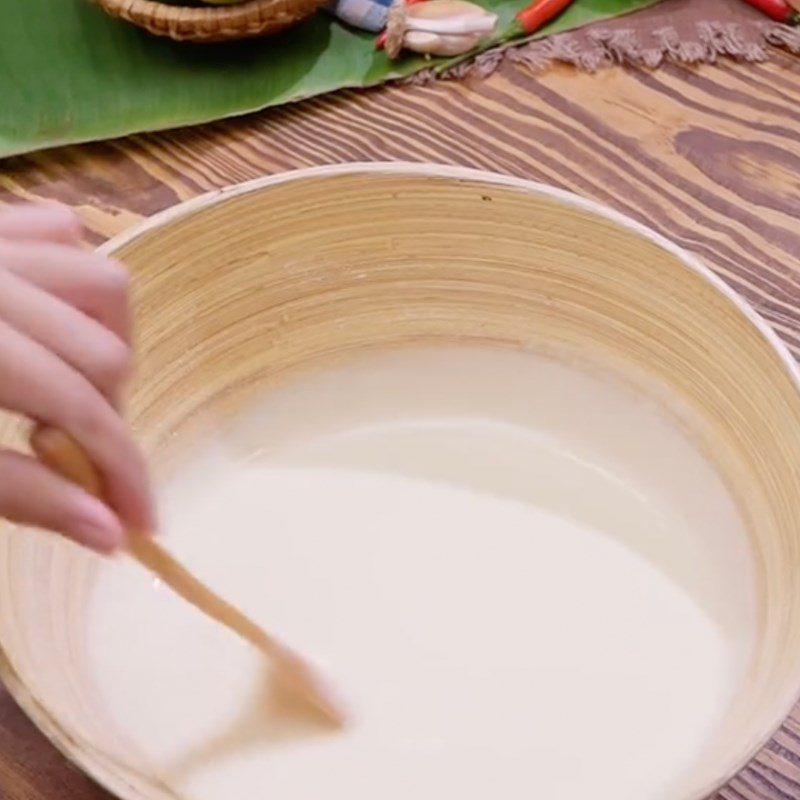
[91,0,325,42]
[2,162,800,800]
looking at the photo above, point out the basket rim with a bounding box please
[93,0,304,22]
[91,0,325,41]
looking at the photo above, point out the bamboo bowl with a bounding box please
[1,163,800,799]
[91,0,325,42]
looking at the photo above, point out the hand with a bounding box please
[0,203,155,553]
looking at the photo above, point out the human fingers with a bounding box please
[0,268,131,405]
[0,239,133,345]
[0,449,124,553]
[0,319,155,534]
[0,203,83,245]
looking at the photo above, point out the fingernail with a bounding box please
[72,495,125,553]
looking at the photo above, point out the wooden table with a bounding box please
[2,53,800,800]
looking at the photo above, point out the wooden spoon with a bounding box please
[30,425,348,728]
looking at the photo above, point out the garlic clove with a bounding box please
[405,0,497,34]
[385,0,497,58]
[403,29,484,56]
[404,13,497,35]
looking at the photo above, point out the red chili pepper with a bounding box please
[738,0,799,22]
[515,0,574,34]
[376,0,428,50]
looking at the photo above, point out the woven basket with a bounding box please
[91,0,325,42]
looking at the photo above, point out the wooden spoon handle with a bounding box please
[30,426,347,726]
[30,427,280,655]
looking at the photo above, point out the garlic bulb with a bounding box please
[385,0,498,58]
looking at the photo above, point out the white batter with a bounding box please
[86,347,757,800]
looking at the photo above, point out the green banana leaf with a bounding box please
[0,0,659,158]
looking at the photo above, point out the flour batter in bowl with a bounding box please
[86,347,756,800]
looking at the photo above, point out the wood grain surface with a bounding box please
[1,52,800,800]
